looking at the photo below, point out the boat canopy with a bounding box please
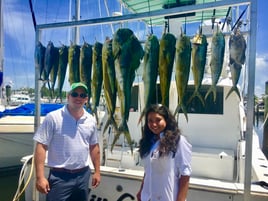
[120,0,230,25]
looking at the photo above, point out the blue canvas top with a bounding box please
[0,103,64,118]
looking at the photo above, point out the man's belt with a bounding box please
[50,166,89,173]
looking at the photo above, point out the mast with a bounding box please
[0,0,4,102]
[74,0,80,44]
[244,1,258,201]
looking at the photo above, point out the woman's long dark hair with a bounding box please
[139,104,181,158]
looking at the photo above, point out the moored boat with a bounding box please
[0,103,63,170]
[19,80,268,201]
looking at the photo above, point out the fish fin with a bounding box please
[225,86,241,100]
[205,85,217,102]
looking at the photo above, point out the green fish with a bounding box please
[57,45,68,103]
[80,41,93,108]
[50,47,59,98]
[68,43,80,85]
[44,41,55,82]
[34,41,46,80]
[91,41,103,117]
[102,38,117,134]
[139,34,159,123]
[112,28,144,152]
[174,33,191,122]
[205,27,225,102]
[44,41,57,98]
[159,32,176,108]
[188,30,208,106]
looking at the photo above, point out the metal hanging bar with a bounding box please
[36,0,250,31]
[244,1,258,201]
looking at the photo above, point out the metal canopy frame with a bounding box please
[36,0,249,30]
[34,1,258,201]
[119,0,229,25]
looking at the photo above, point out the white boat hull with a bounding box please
[20,155,268,201]
[11,83,268,201]
[0,116,45,169]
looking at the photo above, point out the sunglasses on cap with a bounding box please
[70,92,88,99]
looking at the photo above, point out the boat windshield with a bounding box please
[130,85,224,115]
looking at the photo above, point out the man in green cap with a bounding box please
[33,82,101,201]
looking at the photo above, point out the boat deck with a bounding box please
[0,116,44,133]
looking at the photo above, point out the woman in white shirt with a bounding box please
[137,104,192,201]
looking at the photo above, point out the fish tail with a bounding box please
[197,92,205,106]
[92,109,100,128]
[117,121,133,153]
[124,129,133,154]
[174,104,188,122]
[205,85,217,102]
[118,120,127,133]
[181,103,188,122]
[111,125,133,153]
[111,131,121,152]
[225,86,241,100]
[138,109,146,125]
[188,91,205,107]
[103,116,118,135]
[174,104,181,115]
[46,80,53,99]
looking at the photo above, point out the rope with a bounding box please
[12,155,35,201]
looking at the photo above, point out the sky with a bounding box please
[1,0,268,97]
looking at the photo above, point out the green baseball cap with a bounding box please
[70,82,88,93]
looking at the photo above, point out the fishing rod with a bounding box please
[231,5,248,31]
[29,0,37,32]
[221,6,231,31]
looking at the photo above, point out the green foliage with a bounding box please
[14,86,66,100]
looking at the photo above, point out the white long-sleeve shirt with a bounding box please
[141,135,192,201]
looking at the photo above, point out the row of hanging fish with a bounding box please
[34,28,143,151]
[34,23,246,149]
[141,22,246,122]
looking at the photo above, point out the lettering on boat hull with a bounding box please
[88,185,135,201]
